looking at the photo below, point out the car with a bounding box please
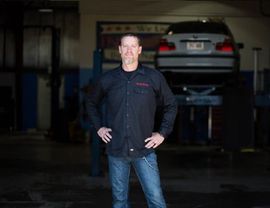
[155,20,243,94]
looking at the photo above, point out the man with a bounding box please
[87,33,177,208]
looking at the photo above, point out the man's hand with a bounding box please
[97,127,112,143]
[145,132,165,149]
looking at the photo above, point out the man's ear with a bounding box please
[138,46,142,54]
[118,46,122,54]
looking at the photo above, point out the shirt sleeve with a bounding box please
[86,78,105,131]
[157,73,178,138]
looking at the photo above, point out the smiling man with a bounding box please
[87,33,177,208]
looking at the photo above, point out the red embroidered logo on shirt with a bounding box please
[135,82,150,87]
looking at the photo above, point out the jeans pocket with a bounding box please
[142,153,159,172]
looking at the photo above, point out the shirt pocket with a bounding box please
[133,87,150,94]
[132,86,155,109]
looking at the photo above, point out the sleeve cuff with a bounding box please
[158,131,167,139]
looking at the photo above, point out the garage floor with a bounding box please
[0,132,270,208]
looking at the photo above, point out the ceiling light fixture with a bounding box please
[38,8,53,13]
[38,0,53,13]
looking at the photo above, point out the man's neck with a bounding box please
[122,62,139,72]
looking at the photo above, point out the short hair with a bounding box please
[119,33,141,46]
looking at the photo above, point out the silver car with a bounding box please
[155,20,242,92]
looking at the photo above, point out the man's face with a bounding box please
[119,36,142,65]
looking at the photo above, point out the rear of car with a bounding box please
[155,21,241,93]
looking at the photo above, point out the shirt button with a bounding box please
[130,149,134,151]
[126,114,129,117]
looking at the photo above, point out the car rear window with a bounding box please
[166,22,230,35]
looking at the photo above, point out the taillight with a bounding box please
[215,39,234,52]
[158,39,176,51]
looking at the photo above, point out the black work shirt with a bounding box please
[87,64,177,158]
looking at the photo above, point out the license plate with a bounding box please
[187,42,204,50]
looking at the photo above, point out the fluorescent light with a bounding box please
[38,8,53,13]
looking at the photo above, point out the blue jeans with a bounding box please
[108,152,166,208]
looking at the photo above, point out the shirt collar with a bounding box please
[117,63,145,75]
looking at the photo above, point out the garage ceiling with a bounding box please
[0,0,268,16]
[0,0,78,10]
[0,0,264,7]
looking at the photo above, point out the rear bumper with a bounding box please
[155,54,240,72]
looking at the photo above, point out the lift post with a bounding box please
[175,85,222,144]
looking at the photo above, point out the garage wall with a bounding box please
[79,0,270,72]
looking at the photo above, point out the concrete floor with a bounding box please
[0,132,270,208]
